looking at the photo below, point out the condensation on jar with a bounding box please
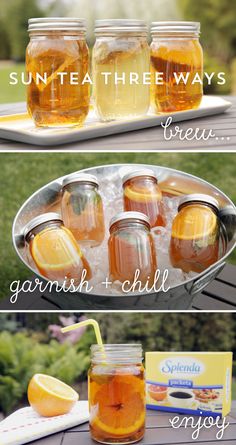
[169,194,220,273]
[93,19,150,121]
[150,21,203,112]
[24,212,91,285]
[61,173,105,247]
[122,169,166,227]
[26,18,90,127]
[108,211,157,287]
[88,343,145,444]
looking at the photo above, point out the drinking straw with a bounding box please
[61,318,104,348]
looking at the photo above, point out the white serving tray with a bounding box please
[0,96,231,147]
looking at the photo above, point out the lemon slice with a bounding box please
[91,376,145,436]
[171,206,217,240]
[31,227,81,271]
[124,185,162,203]
[28,373,78,417]
[92,411,145,436]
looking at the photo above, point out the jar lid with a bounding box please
[91,344,143,364]
[178,194,219,212]
[122,168,157,185]
[109,211,150,231]
[95,19,148,34]
[24,212,62,239]
[62,173,99,188]
[28,18,86,32]
[151,21,200,35]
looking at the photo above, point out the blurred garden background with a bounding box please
[0,0,236,103]
[0,151,236,301]
[0,312,236,418]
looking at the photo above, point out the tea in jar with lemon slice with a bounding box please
[24,212,91,284]
[89,344,145,444]
[169,194,220,273]
[123,170,166,227]
[150,22,203,112]
[26,18,90,127]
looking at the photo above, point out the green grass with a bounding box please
[0,63,26,103]
[0,152,236,301]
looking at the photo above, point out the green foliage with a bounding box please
[179,0,236,93]
[0,376,22,414]
[0,21,10,59]
[233,361,236,376]
[0,0,44,61]
[0,331,90,414]
[0,314,19,332]
[179,0,236,62]
[92,313,236,354]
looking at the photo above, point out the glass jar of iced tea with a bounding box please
[88,344,145,444]
[150,21,203,112]
[123,169,166,227]
[61,173,105,247]
[169,194,220,273]
[24,212,91,284]
[108,211,157,286]
[26,18,90,127]
[93,19,150,121]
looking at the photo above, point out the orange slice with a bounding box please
[91,375,145,436]
[28,373,78,417]
[31,227,81,271]
[124,185,162,203]
[171,205,217,240]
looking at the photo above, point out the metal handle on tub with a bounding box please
[186,262,226,296]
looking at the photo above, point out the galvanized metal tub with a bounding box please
[12,164,236,310]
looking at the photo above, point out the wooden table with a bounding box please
[1,263,235,311]
[0,96,235,150]
[26,402,236,444]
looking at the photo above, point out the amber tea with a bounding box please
[26,18,90,127]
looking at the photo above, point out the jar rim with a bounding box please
[109,211,150,231]
[62,173,99,188]
[91,343,143,364]
[24,212,62,239]
[178,194,219,212]
[122,169,157,185]
[151,21,200,36]
[28,17,86,32]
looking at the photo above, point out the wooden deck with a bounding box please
[0,263,235,311]
[24,402,236,444]
[0,96,235,151]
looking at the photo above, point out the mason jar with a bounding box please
[150,21,203,112]
[61,173,105,247]
[93,19,150,121]
[26,18,90,127]
[24,212,91,284]
[123,169,166,227]
[88,344,145,444]
[169,194,220,273]
[108,211,157,286]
